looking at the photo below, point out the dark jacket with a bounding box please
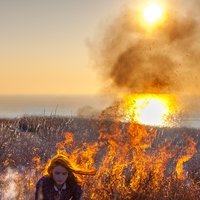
[35,176,82,200]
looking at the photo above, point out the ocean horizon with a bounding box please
[0,95,113,118]
[0,95,199,128]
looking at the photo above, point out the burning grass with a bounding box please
[0,116,200,199]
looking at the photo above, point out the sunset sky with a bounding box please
[0,0,127,95]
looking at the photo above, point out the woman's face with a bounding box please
[52,165,68,186]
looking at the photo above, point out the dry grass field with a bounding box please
[0,116,200,199]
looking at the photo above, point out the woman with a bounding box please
[35,154,95,200]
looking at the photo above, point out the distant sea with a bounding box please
[0,95,199,128]
[0,95,113,118]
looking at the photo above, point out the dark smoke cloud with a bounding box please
[92,0,200,95]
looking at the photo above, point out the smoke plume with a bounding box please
[92,0,200,95]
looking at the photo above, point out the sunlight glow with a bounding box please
[143,3,163,24]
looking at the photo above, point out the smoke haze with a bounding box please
[92,0,200,96]
[1,168,17,200]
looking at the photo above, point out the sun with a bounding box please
[143,3,163,24]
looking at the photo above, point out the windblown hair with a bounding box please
[43,154,95,184]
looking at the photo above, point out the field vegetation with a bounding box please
[0,116,200,199]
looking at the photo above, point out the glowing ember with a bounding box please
[134,97,169,125]
[123,94,177,126]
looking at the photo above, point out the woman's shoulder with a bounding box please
[66,178,82,195]
[35,176,55,199]
[36,175,53,188]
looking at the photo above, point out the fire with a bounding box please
[123,94,177,126]
[1,117,198,199]
[176,135,197,180]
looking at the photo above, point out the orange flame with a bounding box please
[30,113,198,199]
[176,135,197,180]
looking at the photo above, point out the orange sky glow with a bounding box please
[0,0,125,95]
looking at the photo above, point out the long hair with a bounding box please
[43,154,96,184]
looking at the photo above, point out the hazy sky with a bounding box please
[0,0,127,95]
